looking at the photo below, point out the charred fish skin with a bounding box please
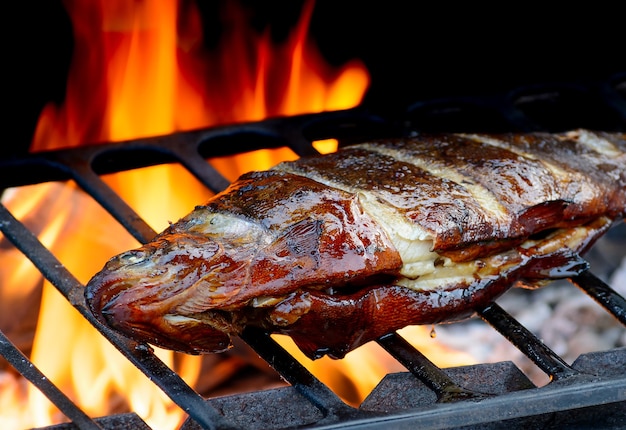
[85,172,403,353]
[274,217,612,359]
[85,130,626,358]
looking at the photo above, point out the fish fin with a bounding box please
[266,218,322,269]
[175,264,245,314]
[174,287,218,314]
[518,200,571,232]
[522,248,589,280]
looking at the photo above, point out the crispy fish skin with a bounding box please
[86,173,403,353]
[85,130,626,358]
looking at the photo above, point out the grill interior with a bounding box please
[1,72,625,429]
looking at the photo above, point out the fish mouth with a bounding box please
[88,275,236,353]
[85,273,131,327]
[84,246,160,323]
[85,234,236,353]
[106,305,233,353]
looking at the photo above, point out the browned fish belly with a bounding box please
[85,130,626,359]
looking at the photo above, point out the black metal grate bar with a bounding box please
[478,302,580,381]
[570,270,626,325]
[70,164,159,243]
[376,333,486,402]
[0,203,231,430]
[0,329,104,430]
[240,327,352,418]
[168,144,230,193]
[310,371,626,430]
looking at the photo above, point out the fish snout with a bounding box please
[84,234,238,353]
[96,289,234,354]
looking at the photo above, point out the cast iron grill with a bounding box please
[1,74,625,429]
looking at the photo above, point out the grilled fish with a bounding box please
[85,130,626,359]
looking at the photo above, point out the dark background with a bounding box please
[5,1,625,157]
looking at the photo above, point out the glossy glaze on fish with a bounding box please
[85,130,626,359]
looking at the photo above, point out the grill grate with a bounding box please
[1,75,625,429]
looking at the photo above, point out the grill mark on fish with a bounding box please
[367,136,564,212]
[274,148,498,253]
[358,141,510,231]
[461,133,578,203]
[466,132,626,219]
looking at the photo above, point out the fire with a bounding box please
[272,325,478,407]
[0,0,470,428]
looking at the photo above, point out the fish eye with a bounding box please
[118,250,148,265]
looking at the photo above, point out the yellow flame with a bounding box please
[3,0,371,428]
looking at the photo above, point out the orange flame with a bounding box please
[31,0,368,150]
[1,0,478,428]
[1,0,372,429]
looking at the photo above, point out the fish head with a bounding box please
[84,198,403,354]
[85,212,267,353]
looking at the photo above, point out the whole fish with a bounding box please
[86,130,626,359]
